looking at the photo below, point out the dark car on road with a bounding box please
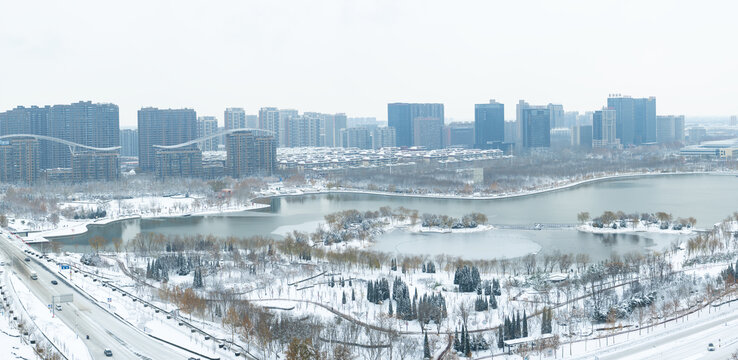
[104,349,113,356]
[51,280,58,285]
[24,257,30,262]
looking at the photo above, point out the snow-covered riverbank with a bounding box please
[12,195,270,243]
[260,170,721,201]
[577,223,695,235]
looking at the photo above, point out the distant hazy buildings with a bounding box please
[444,123,474,148]
[548,104,565,129]
[197,116,219,151]
[731,115,737,126]
[656,115,685,143]
[278,109,298,146]
[474,100,504,149]
[504,121,518,144]
[341,127,372,149]
[593,108,619,148]
[574,124,593,150]
[138,108,198,172]
[388,103,444,148]
[550,128,572,149]
[324,113,347,147]
[348,117,380,129]
[120,129,138,157]
[372,127,396,149]
[688,127,707,144]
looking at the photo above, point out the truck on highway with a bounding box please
[30,271,38,280]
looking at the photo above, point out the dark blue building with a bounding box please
[521,107,550,148]
[607,96,656,145]
[387,103,444,147]
[474,100,504,149]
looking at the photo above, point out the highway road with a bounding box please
[574,306,738,360]
[0,230,195,360]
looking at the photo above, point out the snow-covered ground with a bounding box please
[49,255,245,359]
[257,170,710,201]
[0,265,38,360]
[0,314,37,360]
[8,275,92,360]
[10,195,269,242]
[577,222,695,235]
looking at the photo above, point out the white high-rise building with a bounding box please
[592,108,619,148]
[278,109,298,147]
[224,108,246,130]
[197,116,219,151]
[258,107,281,146]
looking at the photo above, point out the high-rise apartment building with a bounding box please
[340,127,372,149]
[245,115,258,129]
[154,146,203,180]
[674,116,685,142]
[137,108,197,172]
[0,138,40,183]
[225,131,277,177]
[258,107,281,146]
[550,128,572,149]
[504,121,518,144]
[120,129,138,157]
[548,104,565,129]
[0,101,119,170]
[388,103,444,147]
[278,109,298,147]
[72,151,120,182]
[607,95,656,145]
[347,117,380,128]
[224,108,247,130]
[521,107,550,148]
[474,100,504,149]
[197,116,219,151]
[575,125,593,150]
[592,108,619,148]
[324,113,347,147]
[0,143,13,183]
[286,114,321,147]
[371,127,396,149]
[445,123,475,148]
[412,116,444,149]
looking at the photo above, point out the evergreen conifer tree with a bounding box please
[423,332,431,359]
[522,310,528,337]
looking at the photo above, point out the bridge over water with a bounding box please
[491,223,579,230]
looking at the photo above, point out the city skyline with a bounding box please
[2,1,738,126]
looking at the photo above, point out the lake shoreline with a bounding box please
[259,170,730,202]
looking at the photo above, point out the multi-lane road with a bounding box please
[0,229,194,359]
[593,309,738,360]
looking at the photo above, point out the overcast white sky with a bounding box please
[1,0,736,127]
